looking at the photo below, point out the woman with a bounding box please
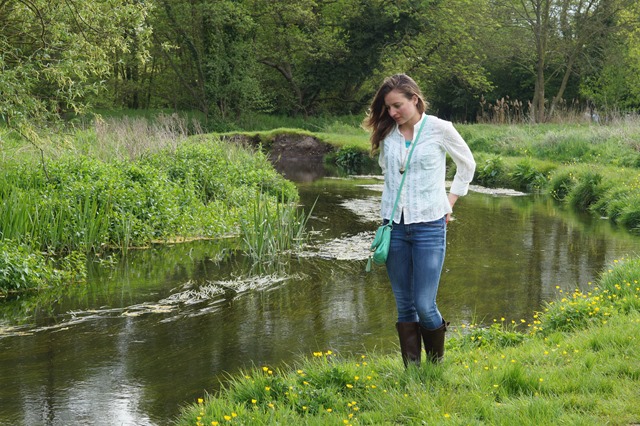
[364,74,475,366]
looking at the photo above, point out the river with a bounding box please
[1,167,639,425]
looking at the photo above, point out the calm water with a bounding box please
[1,174,639,425]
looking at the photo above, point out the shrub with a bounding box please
[510,158,548,191]
[0,240,86,295]
[475,155,507,187]
[617,194,640,234]
[332,145,366,174]
[548,170,577,201]
[566,172,606,211]
[590,186,632,222]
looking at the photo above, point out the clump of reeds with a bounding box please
[240,191,314,263]
[477,95,527,124]
[477,96,597,124]
[92,113,203,161]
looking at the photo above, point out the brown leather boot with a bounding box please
[396,322,422,367]
[420,320,449,363]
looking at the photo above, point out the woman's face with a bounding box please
[384,89,419,128]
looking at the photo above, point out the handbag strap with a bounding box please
[387,116,428,225]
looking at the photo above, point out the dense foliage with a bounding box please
[2,0,639,129]
[1,136,296,252]
[0,134,299,295]
[0,240,86,295]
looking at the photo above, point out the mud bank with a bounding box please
[221,132,335,182]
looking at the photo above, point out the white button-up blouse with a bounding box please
[378,114,476,224]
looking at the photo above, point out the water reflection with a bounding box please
[1,177,639,425]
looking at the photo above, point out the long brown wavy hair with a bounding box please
[363,74,428,154]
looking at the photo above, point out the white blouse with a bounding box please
[378,114,476,224]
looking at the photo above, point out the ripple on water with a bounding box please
[0,274,301,337]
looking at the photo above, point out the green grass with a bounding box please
[176,257,640,425]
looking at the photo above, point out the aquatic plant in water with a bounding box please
[240,191,315,264]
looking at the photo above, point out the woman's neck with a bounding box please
[399,113,422,138]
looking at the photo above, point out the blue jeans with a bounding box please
[384,215,446,330]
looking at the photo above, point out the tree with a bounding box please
[579,2,640,112]
[0,0,151,128]
[385,0,494,120]
[491,0,637,122]
[246,0,350,115]
[248,0,449,115]
[145,0,263,119]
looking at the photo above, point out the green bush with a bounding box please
[566,172,607,210]
[0,240,86,295]
[617,194,640,234]
[548,169,577,201]
[510,158,548,191]
[333,145,366,174]
[590,186,631,221]
[0,240,48,293]
[475,155,508,187]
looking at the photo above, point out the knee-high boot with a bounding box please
[396,322,422,367]
[420,320,449,363]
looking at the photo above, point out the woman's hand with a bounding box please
[446,193,459,224]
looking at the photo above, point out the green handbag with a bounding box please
[366,117,427,272]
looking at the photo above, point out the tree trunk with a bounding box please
[531,0,551,123]
[550,54,576,115]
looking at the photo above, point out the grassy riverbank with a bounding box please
[0,117,306,297]
[459,122,640,233]
[177,257,640,425]
[313,119,640,234]
[217,118,640,233]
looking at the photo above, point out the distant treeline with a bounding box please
[2,0,640,128]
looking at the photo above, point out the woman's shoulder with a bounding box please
[425,115,453,128]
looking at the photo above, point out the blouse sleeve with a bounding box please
[442,122,475,196]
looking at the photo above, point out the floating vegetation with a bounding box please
[339,196,381,223]
[301,232,373,261]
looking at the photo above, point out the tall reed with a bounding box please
[240,190,315,263]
